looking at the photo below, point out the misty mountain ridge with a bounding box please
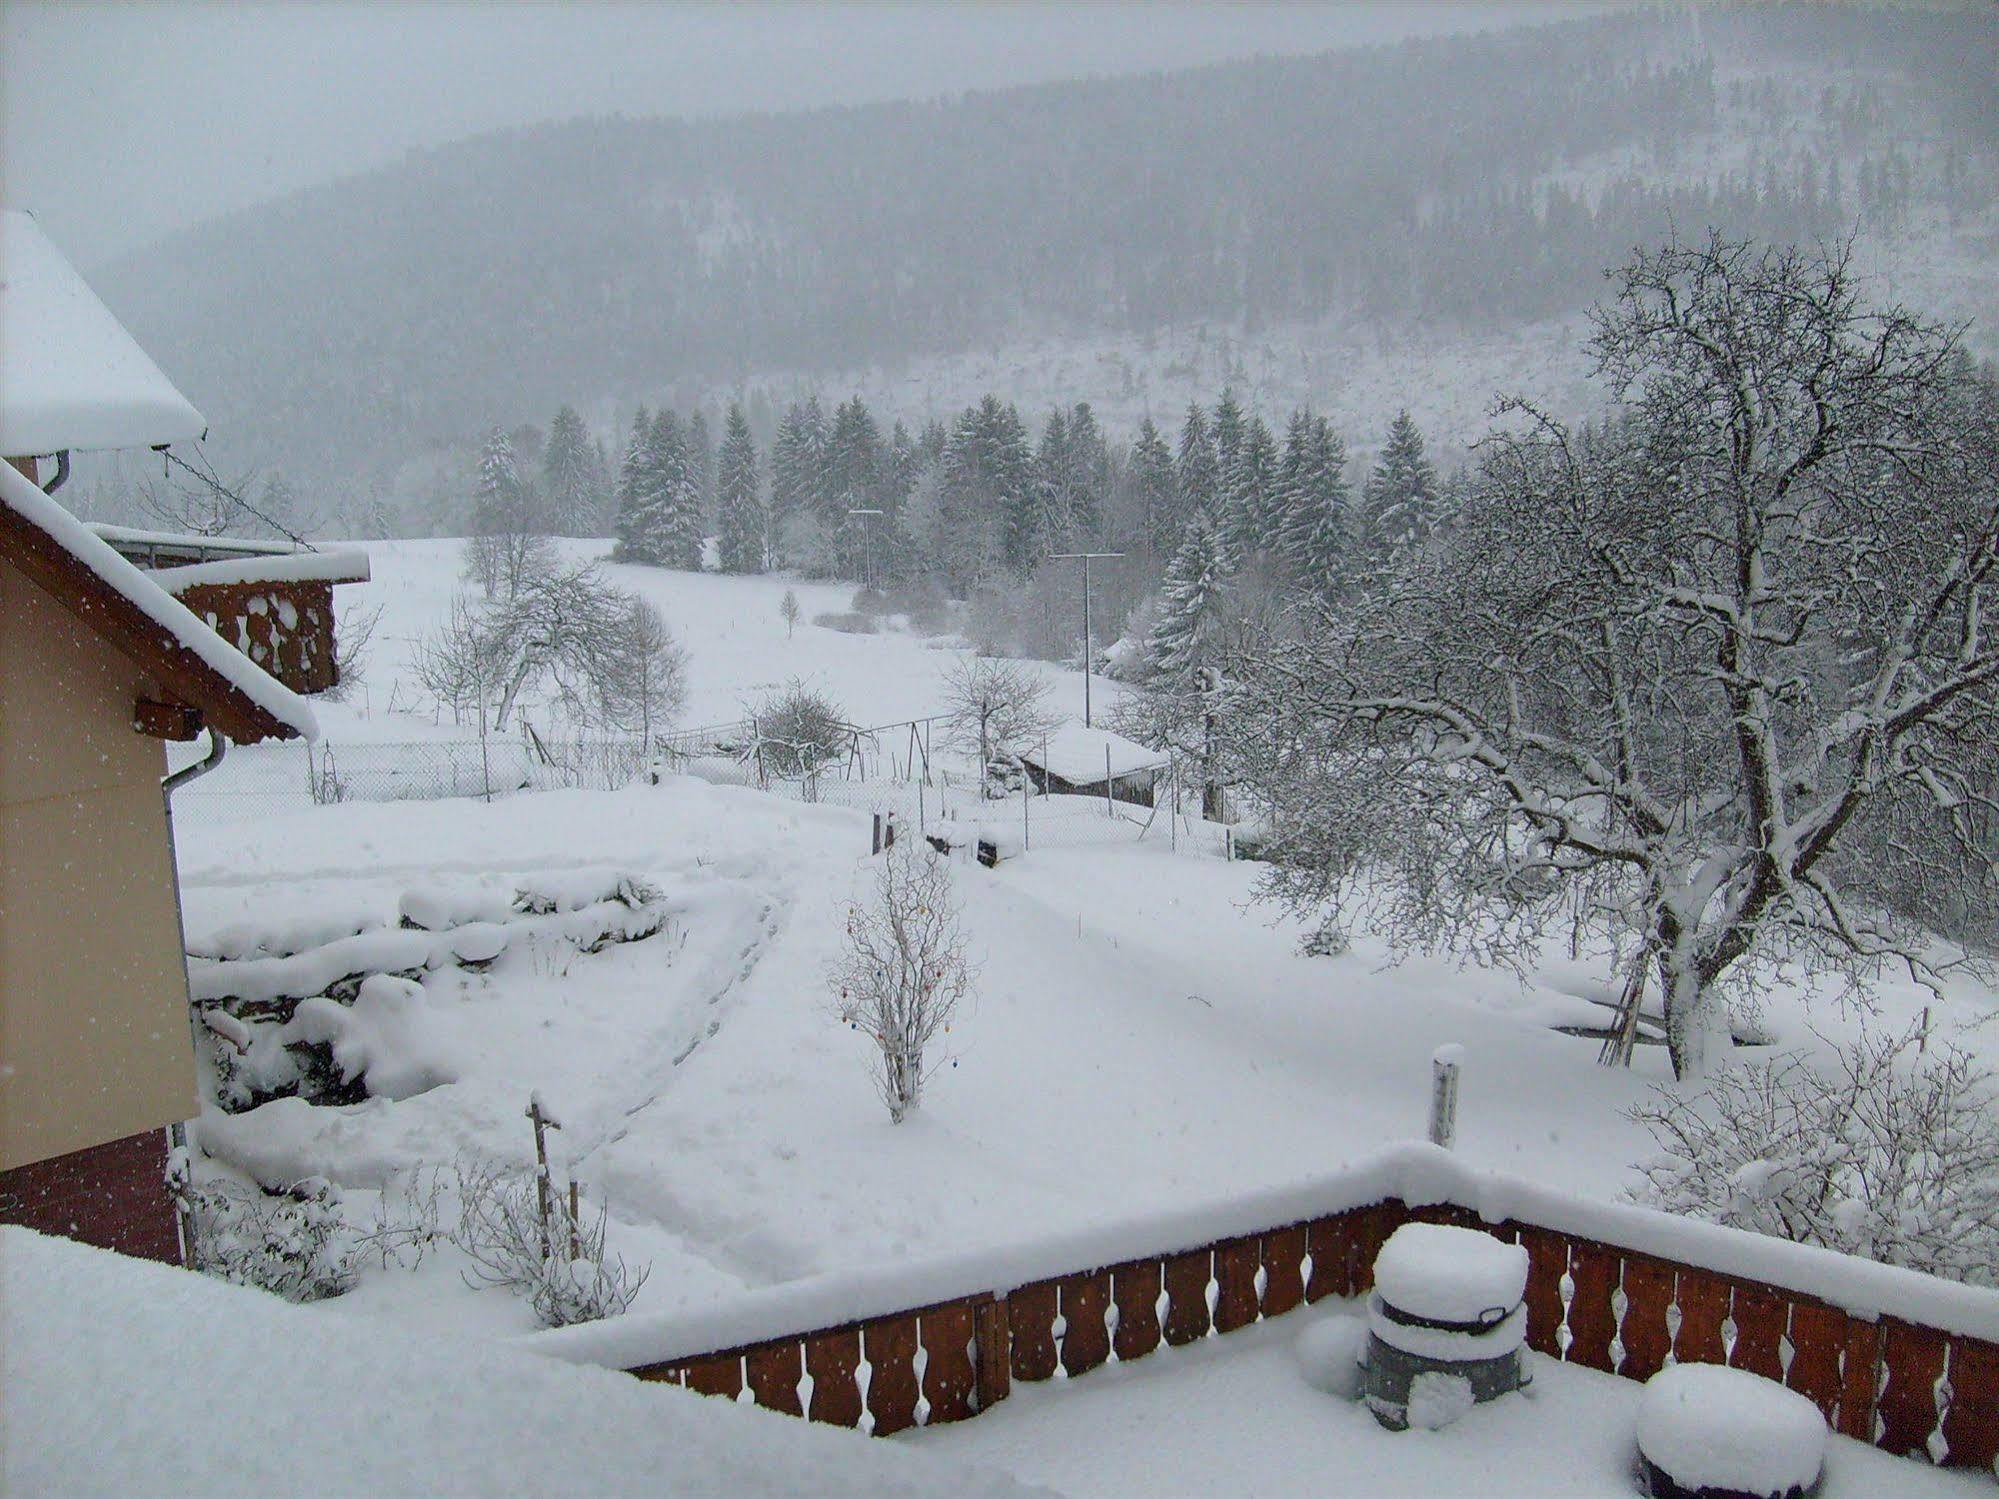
[80,3,1998,533]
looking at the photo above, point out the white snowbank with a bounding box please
[0,460,317,739]
[0,209,208,454]
[1296,1311,1370,1399]
[0,1227,1051,1499]
[1638,1363,1827,1495]
[1372,1222,1527,1325]
[1023,720,1167,784]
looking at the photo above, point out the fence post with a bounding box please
[1429,1044,1463,1149]
[1105,745,1114,819]
[1022,774,1030,852]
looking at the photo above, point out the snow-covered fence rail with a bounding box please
[524,1142,1999,1473]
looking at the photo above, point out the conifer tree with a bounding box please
[1065,402,1110,542]
[1212,387,1247,483]
[1174,403,1220,540]
[770,397,828,549]
[688,410,717,525]
[1145,511,1233,685]
[612,408,658,563]
[541,405,600,536]
[1277,412,1351,594]
[715,402,766,574]
[1359,409,1439,568]
[1223,413,1280,564]
[1128,416,1177,567]
[648,410,705,570]
[1023,407,1075,564]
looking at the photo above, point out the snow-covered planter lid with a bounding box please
[1637,1363,1826,1496]
[1371,1223,1528,1327]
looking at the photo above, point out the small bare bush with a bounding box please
[169,1160,356,1302]
[749,681,851,778]
[1630,1025,1999,1284]
[830,840,976,1123]
[454,1160,649,1327]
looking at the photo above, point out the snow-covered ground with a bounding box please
[0,1226,1047,1499]
[176,772,1996,1343]
[904,1300,1987,1498]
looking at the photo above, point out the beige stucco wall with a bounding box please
[0,552,197,1171]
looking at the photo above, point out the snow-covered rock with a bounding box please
[1637,1363,1827,1498]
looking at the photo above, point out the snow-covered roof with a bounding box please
[0,460,317,742]
[88,521,303,559]
[0,209,207,456]
[0,1227,1047,1499]
[152,547,373,592]
[1020,720,1168,784]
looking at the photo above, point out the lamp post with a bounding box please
[1049,550,1124,727]
[846,507,884,593]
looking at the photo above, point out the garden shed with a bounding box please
[1017,721,1169,808]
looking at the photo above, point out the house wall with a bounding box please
[0,552,198,1175]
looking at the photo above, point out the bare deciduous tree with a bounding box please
[1234,233,1999,1079]
[747,681,850,779]
[941,653,1057,796]
[591,597,688,743]
[779,588,801,639]
[829,840,975,1123]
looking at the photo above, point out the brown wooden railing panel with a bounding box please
[1008,1280,1061,1381]
[1513,1223,1569,1353]
[744,1339,804,1416]
[1618,1256,1675,1381]
[864,1314,922,1435]
[1214,1237,1261,1333]
[1673,1267,1731,1367]
[1304,1213,1354,1301]
[1261,1226,1306,1318]
[974,1298,1011,1409]
[1162,1248,1213,1345]
[1059,1271,1113,1376]
[1111,1258,1163,1361]
[806,1327,865,1425]
[919,1302,980,1424]
[1566,1241,1621,1371]
[683,1352,742,1399]
[1729,1283,1787,1379]
[1943,1336,1999,1468]
[1878,1319,1949,1458]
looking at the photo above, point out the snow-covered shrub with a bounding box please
[748,681,851,778]
[454,1161,649,1327]
[812,610,878,634]
[1630,1026,1999,1283]
[284,974,459,1102]
[169,1159,356,1302]
[829,840,976,1124]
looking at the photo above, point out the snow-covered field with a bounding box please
[170,546,1999,1355]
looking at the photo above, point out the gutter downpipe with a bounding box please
[41,450,71,495]
[161,724,228,1266]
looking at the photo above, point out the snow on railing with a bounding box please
[521,1142,1999,1470]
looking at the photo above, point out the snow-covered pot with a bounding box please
[1360,1223,1531,1431]
[1637,1364,1826,1499]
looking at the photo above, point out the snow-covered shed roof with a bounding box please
[0,460,317,743]
[1019,720,1168,784]
[0,210,207,456]
[0,1227,1047,1499]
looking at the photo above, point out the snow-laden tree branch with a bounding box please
[1230,233,1998,1079]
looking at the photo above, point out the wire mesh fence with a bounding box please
[167,718,1232,861]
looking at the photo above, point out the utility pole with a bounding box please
[847,508,884,593]
[1049,551,1124,727]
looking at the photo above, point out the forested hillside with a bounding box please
[88,4,1997,514]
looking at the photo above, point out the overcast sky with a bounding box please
[4,3,1601,271]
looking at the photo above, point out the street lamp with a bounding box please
[846,508,884,593]
[1049,550,1125,727]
